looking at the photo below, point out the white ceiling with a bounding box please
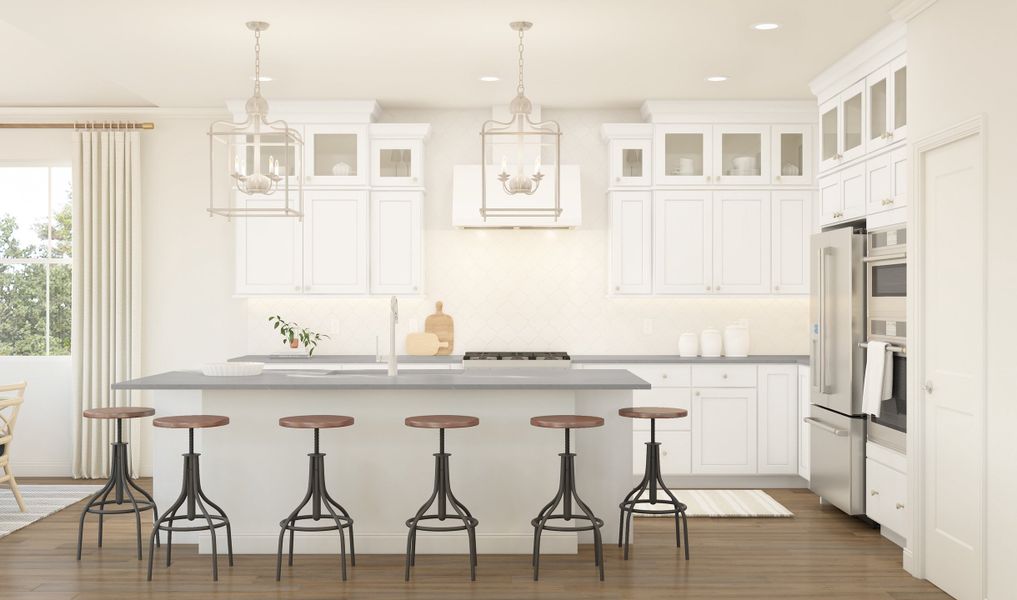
[0,0,898,109]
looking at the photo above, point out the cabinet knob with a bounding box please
[616,177,621,182]
[412,286,418,291]
[662,450,669,456]
[695,391,701,396]
[715,285,721,291]
[722,373,728,379]
[294,285,301,291]
[661,373,669,379]
[615,286,621,291]
[774,285,780,291]
[705,286,712,291]
[871,490,880,496]
[887,131,894,139]
[896,502,904,510]
[923,381,934,394]
[412,176,418,182]
[775,175,781,181]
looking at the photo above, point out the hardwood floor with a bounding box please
[0,478,949,599]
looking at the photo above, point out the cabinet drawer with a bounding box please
[631,388,691,431]
[865,458,908,539]
[588,363,691,388]
[633,430,691,475]
[691,364,756,387]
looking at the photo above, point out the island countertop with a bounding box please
[112,367,651,391]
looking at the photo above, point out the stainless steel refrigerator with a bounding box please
[807,226,867,515]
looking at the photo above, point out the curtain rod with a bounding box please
[0,122,155,130]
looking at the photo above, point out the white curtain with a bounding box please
[71,130,142,479]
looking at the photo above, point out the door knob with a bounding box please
[870,490,879,496]
[923,381,934,394]
[896,502,905,510]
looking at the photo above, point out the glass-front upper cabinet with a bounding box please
[771,125,812,185]
[609,138,652,187]
[304,124,369,186]
[713,125,770,184]
[841,80,866,163]
[890,55,907,140]
[654,124,712,185]
[369,124,430,187]
[240,129,302,186]
[819,98,840,172]
[866,55,908,154]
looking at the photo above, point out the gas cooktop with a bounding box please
[462,351,571,368]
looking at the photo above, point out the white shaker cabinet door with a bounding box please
[771,191,810,294]
[370,190,423,295]
[691,387,758,474]
[653,191,713,294]
[609,191,652,294]
[303,190,369,294]
[866,153,893,216]
[235,196,303,294]
[757,365,799,475]
[712,191,771,294]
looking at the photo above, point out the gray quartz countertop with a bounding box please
[111,368,651,391]
[232,354,809,365]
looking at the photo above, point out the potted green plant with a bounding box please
[268,315,330,355]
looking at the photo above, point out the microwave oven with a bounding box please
[865,225,907,345]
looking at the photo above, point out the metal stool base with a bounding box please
[76,420,160,561]
[532,428,605,582]
[276,443,355,582]
[618,420,689,561]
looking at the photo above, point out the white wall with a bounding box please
[245,108,810,357]
[906,0,1017,597]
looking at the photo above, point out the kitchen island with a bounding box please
[113,367,649,555]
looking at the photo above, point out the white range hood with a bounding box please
[452,164,581,228]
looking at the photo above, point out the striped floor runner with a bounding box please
[634,489,793,518]
[0,485,103,538]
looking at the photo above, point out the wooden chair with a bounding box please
[0,382,27,512]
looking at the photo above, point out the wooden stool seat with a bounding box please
[530,414,604,429]
[83,406,155,420]
[279,415,354,429]
[153,415,229,429]
[404,415,478,429]
[618,407,689,420]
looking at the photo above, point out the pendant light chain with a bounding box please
[517,27,525,96]
[253,27,262,96]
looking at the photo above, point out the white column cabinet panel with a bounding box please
[370,190,423,295]
[866,153,893,215]
[757,365,799,475]
[303,190,369,294]
[798,364,811,481]
[692,387,757,474]
[888,146,908,210]
[653,191,713,294]
[235,196,303,294]
[609,191,652,294]
[712,191,771,294]
[771,191,810,294]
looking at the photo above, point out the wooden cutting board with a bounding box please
[424,301,454,355]
[406,332,441,356]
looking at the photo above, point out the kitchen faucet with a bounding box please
[389,296,399,376]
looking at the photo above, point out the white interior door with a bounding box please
[921,129,984,600]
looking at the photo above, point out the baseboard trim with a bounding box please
[193,531,578,555]
[902,547,916,575]
[8,460,72,478]
[660,474,808,489]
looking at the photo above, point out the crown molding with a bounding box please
[641,100,817,124]
[890,0,938,22]
[808,21,907,101]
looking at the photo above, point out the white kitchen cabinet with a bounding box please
[771,124,812,185]
[818,81,866,172]
[713,124,770,185]
[302,190,369,294]
[865,442,909,543]
[653,191,712,294]
[654,124,712,185]
[757,365,799,475]
[234,196,303,294]
[609,191,653,294]
[888,56,907,142]
[866,56,907,154]
[712,191,771,294]
[771,191,810,294]
[304,124,370,186]
[370,138,423,187]
[798,364,811,480]
[692,387,758,474]
[609,138,653,187]
[817,163,865,226]
[887,146,908,211]
[370,190,423,295]
[634,430,691,475]
[865,152,893,216]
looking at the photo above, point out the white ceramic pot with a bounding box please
[700,329,723,357]
[678,333,699,357]
[732,156,757,171]
[332,162,352,176]
[724,324,750,357]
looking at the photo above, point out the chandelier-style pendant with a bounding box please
[207,21,304,219]
[479,21,562,221]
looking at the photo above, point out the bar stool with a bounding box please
[617,406,690,560]
[276,415,356,582]
[404,415,479,582]
[147,415,233,582]
[530,414,605,582]
[76,406,159,561]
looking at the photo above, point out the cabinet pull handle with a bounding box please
[896,502,904,510]
[871,490,880,496]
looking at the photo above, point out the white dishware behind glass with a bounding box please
[678,333,699,357]
[332,162,352,176]
[732,156,757,171]
[700,329,723,357]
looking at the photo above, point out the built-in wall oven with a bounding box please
[864,225,907,452]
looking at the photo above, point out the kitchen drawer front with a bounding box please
[691,364,757,388]
[865,457,909,539]
[587,363,691,388]
[631,388,692,431]
[633,430,691,475]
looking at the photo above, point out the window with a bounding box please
[0,166,72,355]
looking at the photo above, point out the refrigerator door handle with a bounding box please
[817,246,832,394]
[803,416,849,437]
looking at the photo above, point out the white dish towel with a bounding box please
[861,341,894,417]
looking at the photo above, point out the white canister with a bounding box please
[700,329,723,357]
[724,323,750,357]
[678,333,699,357]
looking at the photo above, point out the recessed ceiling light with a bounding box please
[706,75,729,82]
[250,75,273,82]
[752,22,780,30]
[479,76,500,82]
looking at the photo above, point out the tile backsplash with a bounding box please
[245,108,810,357]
